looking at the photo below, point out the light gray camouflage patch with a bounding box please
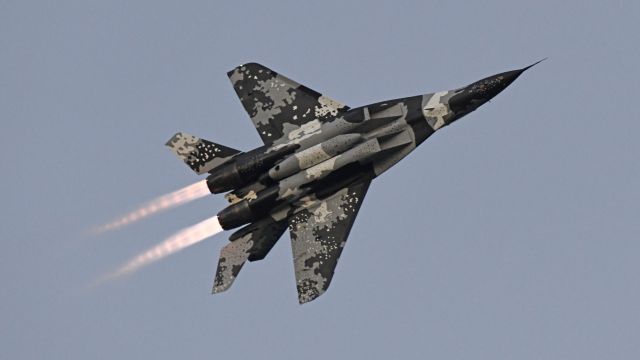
[421,90,459,130]
[315,95,345,117]
[225,182,267,204]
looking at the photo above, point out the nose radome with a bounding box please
[500,58,547,87]
[521,58,547,72]
[448,59,545,114]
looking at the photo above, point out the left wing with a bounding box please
[288,180,371,304]
[227,63,349,145]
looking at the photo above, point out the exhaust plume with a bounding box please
[97,215,223,283]
[93,180,210,233]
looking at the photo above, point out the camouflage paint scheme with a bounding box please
[288,181,370,303]
[165,132,241,174]
[166,61,539,303]
[212,217,287,293]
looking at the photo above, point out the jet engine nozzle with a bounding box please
[206,163,241,194]
[217,199,253,230]
[216,186,280,230]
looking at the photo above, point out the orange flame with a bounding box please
[92,180,210,233]
[97,215,223,283]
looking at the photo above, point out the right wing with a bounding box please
[227,63,349,145]
[288,180,371,304]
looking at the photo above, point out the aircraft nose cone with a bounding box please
[448,59,545,114]
[520,58,547,72]
[498,58,546,87]
[498,58,547,88]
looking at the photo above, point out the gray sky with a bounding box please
[2,1,640,359]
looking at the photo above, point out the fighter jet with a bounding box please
[166,61,540,303]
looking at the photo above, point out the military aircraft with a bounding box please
[166,61,540,303]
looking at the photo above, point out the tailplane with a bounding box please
[212,217,288,294]
[166,132,241,175]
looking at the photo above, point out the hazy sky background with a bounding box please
[2,1,639,359]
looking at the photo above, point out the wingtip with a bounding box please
[297,286,325,304]
[165,132,181,147]
[165,131,195,148]
[298,295,311,305]
[212,284,229,294]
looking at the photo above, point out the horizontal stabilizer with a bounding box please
[212,217,287,294]
[166,132,241,175]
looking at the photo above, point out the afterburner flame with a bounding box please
[98,215,223,282]
[93,180,210,233]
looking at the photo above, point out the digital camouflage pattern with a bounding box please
[289,181,370,303]
[227,63,349,145]
[166,132,240,175]
[212,217,287,293]
[168,61,539,303]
